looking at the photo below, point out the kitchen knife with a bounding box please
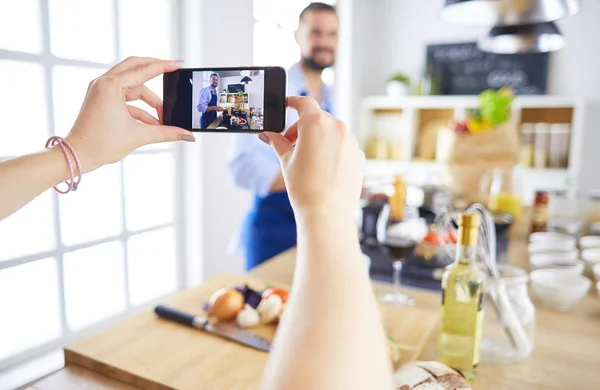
[154,305,271,352]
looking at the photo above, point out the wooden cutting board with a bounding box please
[65,274,437,390]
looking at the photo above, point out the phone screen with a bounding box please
[163,67,287,133]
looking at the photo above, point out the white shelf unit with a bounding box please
[358,95,590,205]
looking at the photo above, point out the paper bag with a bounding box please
[442,122,520,202]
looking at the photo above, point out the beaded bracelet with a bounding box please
[45,136,82,194]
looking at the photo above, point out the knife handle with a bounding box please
[155,305,202,327]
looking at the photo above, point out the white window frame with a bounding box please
[0,0,197,373]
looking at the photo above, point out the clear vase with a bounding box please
[480,264,535,364]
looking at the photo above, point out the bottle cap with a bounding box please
[458,211,480,227]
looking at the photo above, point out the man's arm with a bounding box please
[229,135,284,196]
[196,88,209,113]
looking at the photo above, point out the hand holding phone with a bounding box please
[163,67,287,133]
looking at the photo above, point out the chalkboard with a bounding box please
[426,42,549,95]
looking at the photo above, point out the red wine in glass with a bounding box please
[384,237,418,261]
[381,236,417,306]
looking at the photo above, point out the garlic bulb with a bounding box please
[236,304,260,328]
[257,294,283,324]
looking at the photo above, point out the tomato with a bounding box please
[262,288,289,304]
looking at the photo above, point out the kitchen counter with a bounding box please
[30,238,600,389]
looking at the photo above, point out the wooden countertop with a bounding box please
[32,238,600,390]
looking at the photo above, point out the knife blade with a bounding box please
[154,305,271,352]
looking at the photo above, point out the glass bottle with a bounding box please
[438,212,484,381]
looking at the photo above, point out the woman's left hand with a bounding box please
[65,57,195,173]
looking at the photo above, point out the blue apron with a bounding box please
[201,91,217,128]
[243,191,296,269]
[242,91,331,270]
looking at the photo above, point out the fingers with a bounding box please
[259,132,294,160]
[127,105,160,126]
[146,125,196,144]
[126,85,163,123]
[286,96,322,115]
[283,121,299,144]
[116,60,183,88]
[104,56,164,76]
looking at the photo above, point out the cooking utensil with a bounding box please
[154,305,271,352]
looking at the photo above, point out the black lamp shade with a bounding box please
[240,76,253,84]
[440,0,580,26]
[477,21,565,54]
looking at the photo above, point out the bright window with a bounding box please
[0,0,182,373]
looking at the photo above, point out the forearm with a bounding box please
[0,147,71,220]
[262,207,393,390]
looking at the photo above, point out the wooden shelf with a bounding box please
[358,95,588,202]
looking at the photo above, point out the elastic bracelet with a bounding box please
[45,136,82,194]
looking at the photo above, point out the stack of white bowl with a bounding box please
[528,232,591,311]
[579,236,600,298]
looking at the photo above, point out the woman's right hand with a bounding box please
[65,57,195,174]
[259,96,365,218]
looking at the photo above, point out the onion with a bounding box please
[208,288,245,320]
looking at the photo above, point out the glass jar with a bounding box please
[520,123,534,167]
[548,124,570,168]
[480,265,535,364]
[533,122,550,168]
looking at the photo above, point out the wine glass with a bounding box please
[377,204,420,306]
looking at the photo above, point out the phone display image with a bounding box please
[163,66,286,133]
[192,70,265,131]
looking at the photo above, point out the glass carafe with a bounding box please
[479,167,522,219]
[480,264,535,364]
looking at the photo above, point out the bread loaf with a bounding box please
[393,361,472,390]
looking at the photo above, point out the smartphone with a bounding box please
[163,66,287,133]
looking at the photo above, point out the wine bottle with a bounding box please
[389,175,407,223]
[437,212,484,381]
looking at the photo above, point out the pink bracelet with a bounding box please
[45,136,82,194]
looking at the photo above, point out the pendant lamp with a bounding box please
[477,21,565,53]
[440,0,580,26]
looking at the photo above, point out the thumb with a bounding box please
[259,132,293,160]
[148,125,196,144]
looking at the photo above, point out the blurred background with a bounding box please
[1,0,599,388]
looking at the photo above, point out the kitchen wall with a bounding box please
[245,74,265,109]
[219,76,242,92]
[349,0,600,190]
[195,0,254,279]
[375,0,600,99]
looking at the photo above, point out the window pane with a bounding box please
[127,228,177,305]
[59,162,122,246]
[0,258,62,360]
[48,0,115,63]
[0,60,49,156]
[52,66,105,136]
[0,191,55,262]
[0,0,43,54]
[119,0,173,60]
[123,153,175,231]
[63,242,126,331]
[254,23,298,68]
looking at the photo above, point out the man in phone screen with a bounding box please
[197,72,224,128]
[229,2,338,269]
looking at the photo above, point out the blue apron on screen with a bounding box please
[201,91,218,128]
